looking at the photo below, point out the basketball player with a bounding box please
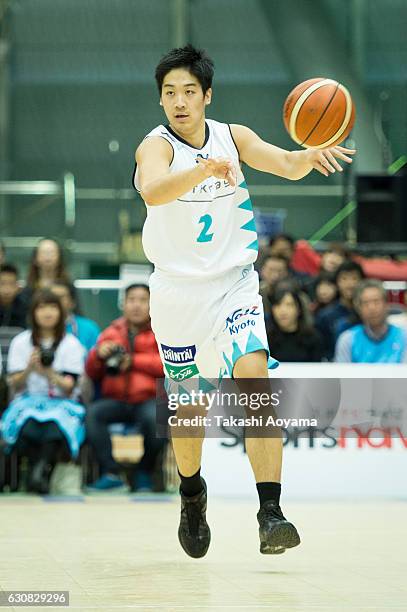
[133,45,355,558]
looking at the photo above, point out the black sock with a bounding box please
[178,468,203,497]
[256,481,281,507]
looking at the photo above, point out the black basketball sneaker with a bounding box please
[257,500,301,554]
[178,478,211,558]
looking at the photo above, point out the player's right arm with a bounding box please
[136,137,236,206]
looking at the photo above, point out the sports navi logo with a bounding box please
[161,344,197,364]
[224,305,260,336]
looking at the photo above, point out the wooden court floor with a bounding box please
[0,496,406,611]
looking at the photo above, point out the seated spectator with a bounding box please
[304,243,349,298]
[335,280,407,363]
[0,290,86,494]
[269,233,295,262]
[315,261,365,360]
[320,243,349,274]
[85,284,164,492]
[21,238,75,307]
[0,264,28,328]
[259,255,290,291]
[259,255,290,323]
[266,282,325,362]
[0,264,27,410]
[309,272,338,315]
[51,281,100,353]
[268,233,311,288]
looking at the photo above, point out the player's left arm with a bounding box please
[230,124,356,180]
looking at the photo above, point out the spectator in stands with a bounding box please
[21,238,74,307]
[259,255,290,291]
[51,281,100,353]
[335,280,407,363]
[304,243,349,298]
[1,290,85,494]
[320,243,349,274]
[85,284,164,492]
[266,282,324,362]
[269,233,295,262]
[315,261,365,360]
[0,263,27,411]
[309,272,338,315]
[259,255,290,323]
[269,233,311,288]
[0,264,28,328]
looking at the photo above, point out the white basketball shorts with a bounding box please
[149,264,279,393]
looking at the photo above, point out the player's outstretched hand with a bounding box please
[307,145,356,177]
[198,156,237,187]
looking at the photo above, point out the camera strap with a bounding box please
[128,330,136,355]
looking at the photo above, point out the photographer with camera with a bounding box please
[0,290,86,493]
[85,284,164,492]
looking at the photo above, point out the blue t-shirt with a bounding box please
[66,315,100,353]
[335,323,407,363]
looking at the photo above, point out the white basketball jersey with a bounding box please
[134,118,258,279]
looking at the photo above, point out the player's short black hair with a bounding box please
[155,44,214,95]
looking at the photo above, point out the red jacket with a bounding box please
[85,317,163,404]
[292,239,407,280]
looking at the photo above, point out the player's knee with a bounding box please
[232,350,268,379]
[175,402,208,421]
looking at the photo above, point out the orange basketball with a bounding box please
[283,78,355,149]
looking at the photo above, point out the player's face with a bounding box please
[160,68,211,134]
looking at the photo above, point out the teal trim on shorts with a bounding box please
[222,331,279,377]
[198,376,217,393]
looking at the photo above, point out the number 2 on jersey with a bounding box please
[197,214,214,243]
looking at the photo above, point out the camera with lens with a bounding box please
[40,347,55,367]
[105,345,127,376]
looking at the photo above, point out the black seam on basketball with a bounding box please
[300,82,340,147]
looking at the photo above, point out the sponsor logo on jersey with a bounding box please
[161,344,196,364]
[224,305,260,336]
[192,178,231,195]
[165,362,199,381]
